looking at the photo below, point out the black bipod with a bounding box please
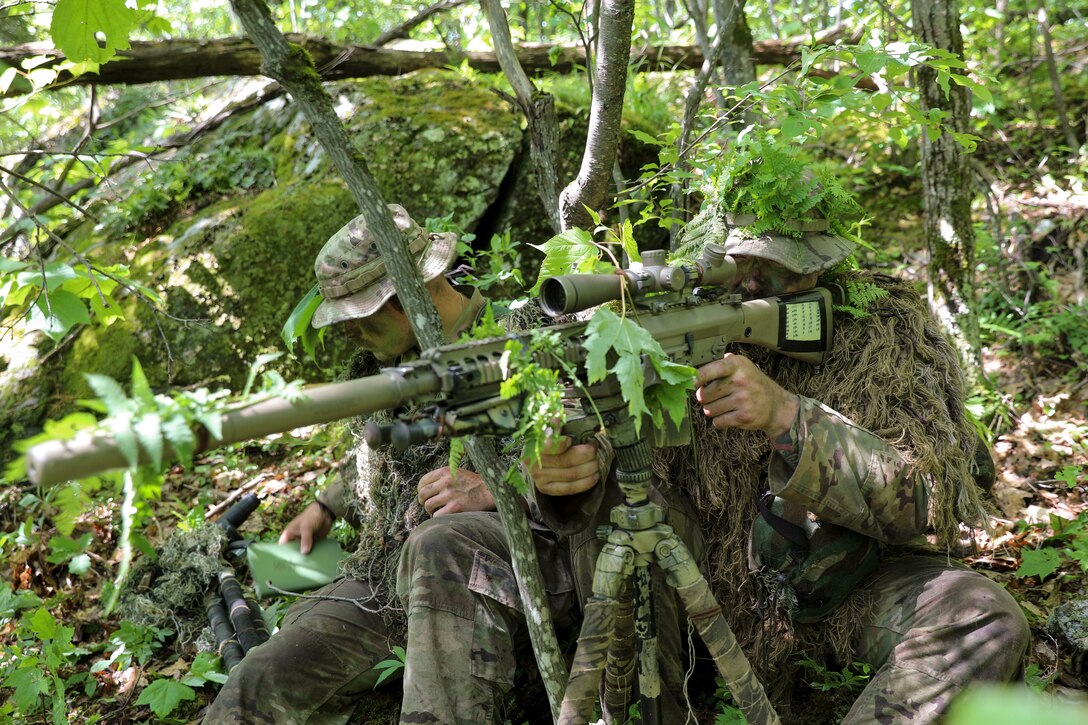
[206,493,270,671]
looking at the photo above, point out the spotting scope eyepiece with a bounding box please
[539,274,624,316]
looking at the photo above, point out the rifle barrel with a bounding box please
[25,368,441,486]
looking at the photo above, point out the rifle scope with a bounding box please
[539,245,737,316]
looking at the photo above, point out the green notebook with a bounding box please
[246,539,348,598]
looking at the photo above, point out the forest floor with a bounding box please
[3,174,1087,724]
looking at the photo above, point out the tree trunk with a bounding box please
[910,0,981,371]
[0,32,845,97]
[559,0,637,231]
[226,2,566,715]
[670,0,754,249]
[481,0,562,234]
[1035,0,1080,151]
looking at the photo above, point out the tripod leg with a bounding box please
[602,588,635,720]
[634,566,662,725]
[664,565,781,725]
[559,596,617,725]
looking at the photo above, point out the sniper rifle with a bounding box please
[24,243,837,487]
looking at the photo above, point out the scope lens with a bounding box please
[539,277,570,316]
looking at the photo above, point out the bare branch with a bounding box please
[374,0,471,47]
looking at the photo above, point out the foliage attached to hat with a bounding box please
[685,128,867,247]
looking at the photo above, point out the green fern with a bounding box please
[835,278,889,319]
[680,130,867,253]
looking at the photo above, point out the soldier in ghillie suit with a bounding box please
[532,166,1031,720]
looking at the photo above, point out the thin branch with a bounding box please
[0,162,97,220]
[871,0,911,33]
[373,0,470,46]
[481,0,562,232]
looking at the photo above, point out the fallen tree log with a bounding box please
[1,26,853,97]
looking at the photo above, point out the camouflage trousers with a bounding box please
[397,503,707,725]
[202,576,397,724]
[842,554,1030,724]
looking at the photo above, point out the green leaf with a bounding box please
[584,307,624,384]
[185,650,229,686]
[648,361,695,428]
[1056,465,1082,489]
[196,411,224,443]
[46,533,92,565]
[134,678,196,719]
[0,582,42,618]
[68,553,92,575]
[951,132,982,153]
[242,352,283,397]
[161,414,196,468]
[854,50,886,75]
[26,606,59,640]
[129,357,154,406]
[8,665,50,714]
[281,283,323,355]
[51,482,88,536]
[108,411,140,468]
[134,412,163,470]
[628,129,664,147]
[448,437,465,477]
[373,645,407,686]
[0,66,18,94]
[50,0,137,64]
[83,373,130,416]
[531,228,606,291]
[1015,548,1061,580]
[26,290,91,341]
[619,220,641,264]
[0,256,33,273]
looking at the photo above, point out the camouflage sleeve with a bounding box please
[767,396,928,545]
[315,449,365,528]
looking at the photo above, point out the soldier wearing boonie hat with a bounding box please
[311,203,459,329]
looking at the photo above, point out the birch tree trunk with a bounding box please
[910,0,981,372]
[559,0,636,231]
[227,3,565,719]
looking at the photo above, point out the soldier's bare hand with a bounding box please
[278,501,334,555]
[696,353,799,438]
[417,467,495,517]
[527,435,600,496]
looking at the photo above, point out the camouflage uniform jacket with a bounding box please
[752,396,929,620]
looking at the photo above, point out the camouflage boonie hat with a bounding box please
[311,204,457,329]
[721,214,855,275]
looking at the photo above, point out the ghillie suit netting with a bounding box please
[652,270,989,700]
[119,524,232,646]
